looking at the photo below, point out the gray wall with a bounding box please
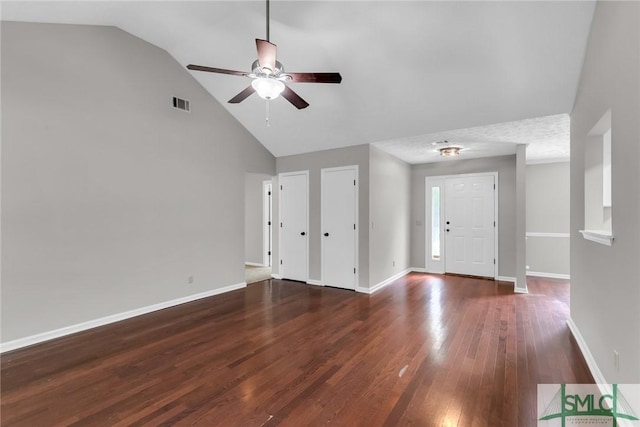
[274,145,370,288]
[1,22,275,342]
[570,2,640,383]
[526,162,570,276]
[369,146,411,287]
[410,155,517,278]
[245,173,272,265]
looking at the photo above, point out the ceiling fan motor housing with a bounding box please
[251,60,289,81]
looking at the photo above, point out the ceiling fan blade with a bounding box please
[228,85,256,104]
[187,64,248,77]
[286,72,342,84]
[281,86,309,109]
[256,39,277,73]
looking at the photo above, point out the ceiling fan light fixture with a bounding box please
[251,77,285,100]
[439,146,461,157]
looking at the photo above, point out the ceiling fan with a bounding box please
[186,0,342,110]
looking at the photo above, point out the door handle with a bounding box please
[301,232,306,236]
[324,232,329,237]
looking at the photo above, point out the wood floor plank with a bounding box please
[1,274,593,426]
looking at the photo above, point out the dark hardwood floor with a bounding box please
[1,273,593,426]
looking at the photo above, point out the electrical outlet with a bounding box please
[613,350,620,371]
[188,275,194,284]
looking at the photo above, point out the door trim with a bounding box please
[278,170,309,282]
[320,165,359,290]
[425,172,498,278]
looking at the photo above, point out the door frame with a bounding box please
[263,180,272,268]
[320,165,359,290]
[425,172,499,278]
[278,170,309,282]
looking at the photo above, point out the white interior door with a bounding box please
[279,172,308,282]
[321,166,357,290]
[263,181,272,267]
[444,175,495,277]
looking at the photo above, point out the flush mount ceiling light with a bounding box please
[439,146,461,157]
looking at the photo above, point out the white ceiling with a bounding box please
[2,1,595,163]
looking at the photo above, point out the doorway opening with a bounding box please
[245,173,273,284]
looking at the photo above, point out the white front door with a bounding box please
[279,171,308,282]
[444,175,495,277]
[321,166,357,290]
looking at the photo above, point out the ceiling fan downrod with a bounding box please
[266,0,270,42]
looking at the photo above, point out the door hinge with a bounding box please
[493,259,496,265]
[493,221,496,227]
[280,185,283,190]
[354,179,356,186]
[268,251,271,256]
[354,224,356,230]
[268,191,271,196]
[280,260,283,265]
[280,222,283,227]
[493,183,496,190]
[354,268,356,274]
[268,221,271,226]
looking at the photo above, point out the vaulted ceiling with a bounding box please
[2,1,596,162]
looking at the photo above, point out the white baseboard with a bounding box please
[357,269,412,295]
[526,271,570,280]
[245,262,264,267]
[513,277,529,294]
[392,271,526,293]
[0,282,247,354]
[271,273,283,279]
[567,317,607,385]
[306,279,323,286]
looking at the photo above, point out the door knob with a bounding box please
[301,232,306,236]
[446,221,450,225]
[446,229,450,232]
[324,232,329,237]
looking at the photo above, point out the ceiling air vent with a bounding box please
[172,96,190,112]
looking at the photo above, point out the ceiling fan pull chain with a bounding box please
[266,99,270,127]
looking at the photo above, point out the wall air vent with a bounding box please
[172,96,190,112]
